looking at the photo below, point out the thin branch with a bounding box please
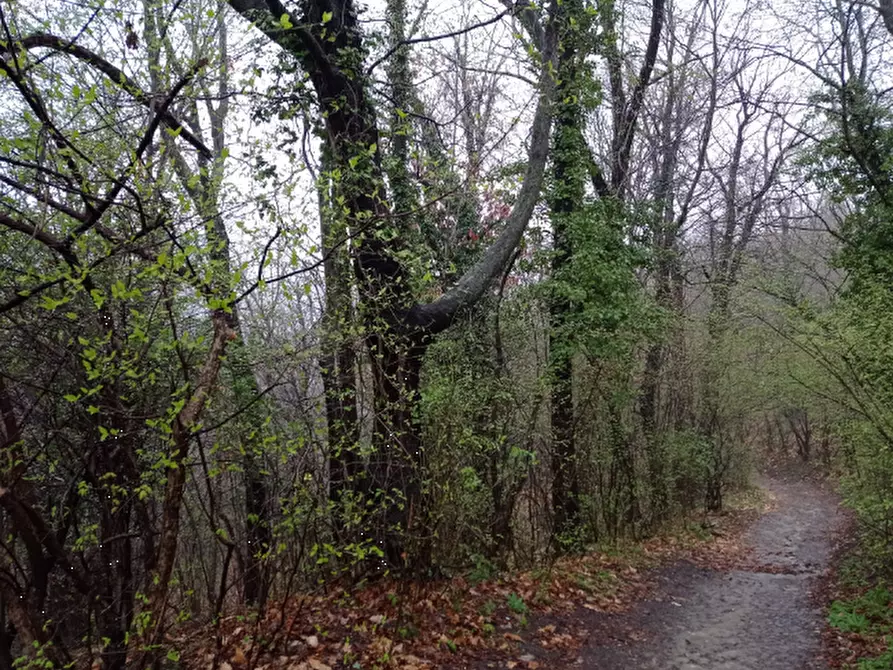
[366,8,513,74]
[1,33,212,159]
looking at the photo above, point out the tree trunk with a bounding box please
[145,1,273,607]
[548,0,586,549]
[96,501,133,670]
[318,147,361,532]
[366,331,429,569]
[135,311,234,669]
[228,0,558,572]
[243,451,271,607]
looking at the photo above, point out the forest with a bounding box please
[0,0,892,666]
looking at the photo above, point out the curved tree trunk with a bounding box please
[228,0,557,571]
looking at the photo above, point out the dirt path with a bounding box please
[581,474,846,670]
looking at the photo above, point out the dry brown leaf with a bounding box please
[397,653,427,665]
[231,647,248,666]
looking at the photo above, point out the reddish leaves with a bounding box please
[177,509,757,669]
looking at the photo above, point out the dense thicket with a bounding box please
[0,0,891,666]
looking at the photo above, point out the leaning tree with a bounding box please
[226,0,562,569]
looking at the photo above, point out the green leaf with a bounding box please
[322,10,333,23]
[279,13,293,29]
[90,288,105,310]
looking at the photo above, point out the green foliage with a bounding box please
[480,599,497,617]
[828,582,893,669]
[796,207,893,565]
[856,651,893,670]
[0,0,856,664]
[421,298,543,566]
[506,592,528,616]
[548,200,658,362]
[553,522,586,554]
[790,79,893,670]
[829,586,893,634]
[658,430,714,513]
[468,554,499,585]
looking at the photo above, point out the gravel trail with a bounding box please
[582,474,846,670]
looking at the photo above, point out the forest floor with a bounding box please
[194,465,852,670]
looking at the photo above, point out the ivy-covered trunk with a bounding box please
[548,0,587,547]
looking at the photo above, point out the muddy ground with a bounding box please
[580,472,847,670]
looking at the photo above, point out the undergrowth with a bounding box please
[827,547,893,669]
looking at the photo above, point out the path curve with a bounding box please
[582,474,845,670]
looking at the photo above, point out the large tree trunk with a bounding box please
[548,0,586,547]
[547,0,665,547]
[366,332,429,569]
[228,0,557,571]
